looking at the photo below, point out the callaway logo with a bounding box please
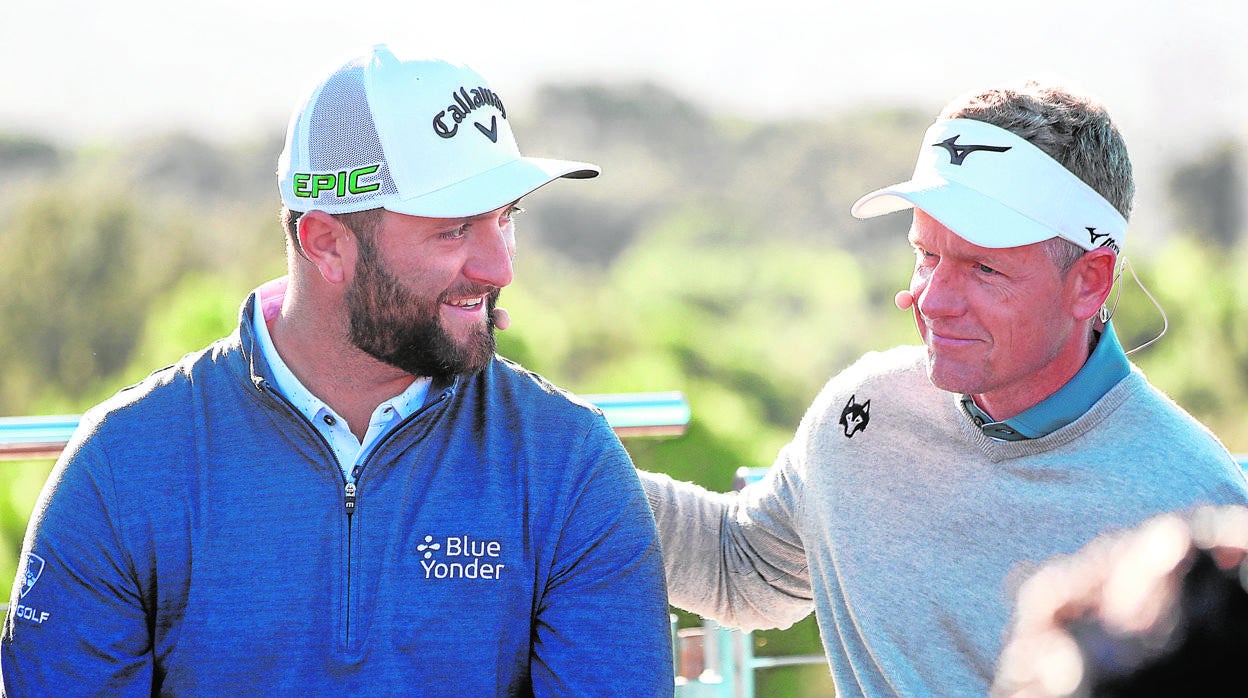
[432,86,507,143]
[475,115,499,143]
[417,534,507,581]
[1087,227,1120,253]
[839,395,871,438]
[934,135,1011,166]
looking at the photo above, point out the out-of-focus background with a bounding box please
[2,1,1245,694]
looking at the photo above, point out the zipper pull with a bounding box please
[344,482,357,516]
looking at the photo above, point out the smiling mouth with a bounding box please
[447,297,485,311]
[925,326,980,345]
[441,285,500,316]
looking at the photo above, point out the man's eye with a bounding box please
[441,226,468,240]
[976,263,997,274]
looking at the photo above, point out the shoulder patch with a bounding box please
[20,553,45,598]
[839,395,871,438]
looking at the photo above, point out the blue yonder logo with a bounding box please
[418,534,507,581]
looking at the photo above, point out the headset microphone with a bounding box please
[491,307,511,331]
[894,290,916,311]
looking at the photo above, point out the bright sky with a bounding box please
[4,0,1244,155]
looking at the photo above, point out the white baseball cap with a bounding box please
[851,118,1127,255]
[278,44,599,218]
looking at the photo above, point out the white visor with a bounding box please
[851,118,1127,254]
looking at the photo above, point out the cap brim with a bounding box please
[383,157,599,219]
[851,176,1063,250]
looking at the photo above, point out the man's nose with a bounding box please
[465,222,515,288]
[915,264,965,318]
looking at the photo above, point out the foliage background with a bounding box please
[1,82,1245,695]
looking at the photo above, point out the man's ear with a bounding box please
[1069,247,1118,322]
[297,210,356,284]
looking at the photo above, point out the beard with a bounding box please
[345,242,499,379]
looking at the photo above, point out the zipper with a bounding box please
[345,485,354,645]
[344,481,357,516]
[334,387,451,648]
[258,380,358,647]
[257,378,454,649]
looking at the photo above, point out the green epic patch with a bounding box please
[293,164,382,199]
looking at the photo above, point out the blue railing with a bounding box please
[673,616,826,698]
[0,392,691,461]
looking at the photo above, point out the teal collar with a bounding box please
[962,321,1130,441]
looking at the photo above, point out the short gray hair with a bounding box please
[1042,236,1088,275]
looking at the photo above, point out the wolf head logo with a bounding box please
[839,395,871,438]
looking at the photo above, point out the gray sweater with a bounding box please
[643,345,1248,697]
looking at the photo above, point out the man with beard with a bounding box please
[2,45,673,696]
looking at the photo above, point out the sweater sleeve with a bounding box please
[640,442,814,632]
[2,432,155,696]
[529,416,675,697]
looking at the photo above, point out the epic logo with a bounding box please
[293,164,382,199]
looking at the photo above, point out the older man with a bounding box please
[641,80,1248,696]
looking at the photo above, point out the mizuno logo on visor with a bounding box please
[1087,227,1120,253]
[934,135,1011,166]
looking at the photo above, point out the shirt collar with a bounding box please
[963,321,1130,441]
[250,278,430,429]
